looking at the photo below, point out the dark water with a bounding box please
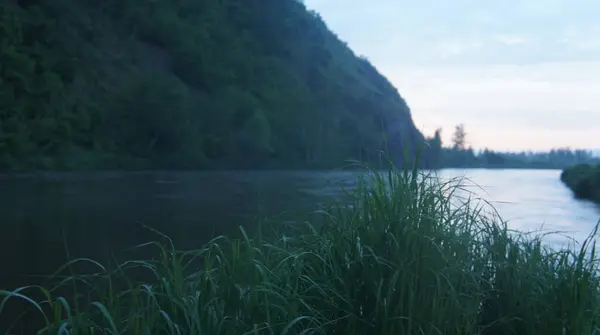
[1,169,599,291]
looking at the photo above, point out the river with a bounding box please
[0,169,599,291]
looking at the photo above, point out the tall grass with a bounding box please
[2,165,599,334]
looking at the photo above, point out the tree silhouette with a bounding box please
[451,124,467,150]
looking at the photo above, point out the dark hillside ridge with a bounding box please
[560,164,600,204]
[0,0,424,170]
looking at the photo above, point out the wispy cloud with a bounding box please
[494,34,528,46]
[435,40,483,58]
[304,0,600,150]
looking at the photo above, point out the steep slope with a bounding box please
[0,0,424,170]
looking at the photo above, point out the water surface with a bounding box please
[437,169,600,245]
[1,169,598,290]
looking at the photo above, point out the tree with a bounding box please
[422,128,443,169]
[451,124,467,150]
[433,128,442,149]
[430,128,443,168]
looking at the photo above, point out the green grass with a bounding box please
[561,164,600,204]
[2,164,600,334]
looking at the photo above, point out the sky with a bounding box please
[303,0,600,152]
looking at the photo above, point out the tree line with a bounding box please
[422,124,600,169]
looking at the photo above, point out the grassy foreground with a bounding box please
[1,166,600,334]
[561,163,600,204]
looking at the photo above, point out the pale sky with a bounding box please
[304,0,600,151]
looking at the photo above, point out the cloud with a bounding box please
[435,40,483,58]
[306,0,600,65]
[387,61,600,149]
[304,0,600,150]
[494,34,528,45]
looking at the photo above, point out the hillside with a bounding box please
[561,164,600,204]
[0,0,424,170]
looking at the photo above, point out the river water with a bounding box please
[0,169,599,290]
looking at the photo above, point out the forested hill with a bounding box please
[1,0,424,171]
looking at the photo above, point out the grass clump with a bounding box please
[561,163,600,204]
[2,165,600,334]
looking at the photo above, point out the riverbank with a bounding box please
[561,164,600,204]
[1,166,599,334]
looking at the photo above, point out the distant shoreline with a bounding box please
[0,165,573,176]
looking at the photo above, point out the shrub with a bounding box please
[561,164,600,203]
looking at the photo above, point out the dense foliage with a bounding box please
[2,166,599,334]
[561,164,600,204]
[0,0,424,171]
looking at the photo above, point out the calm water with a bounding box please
[436,169,600,245]
[1,169,599,290]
